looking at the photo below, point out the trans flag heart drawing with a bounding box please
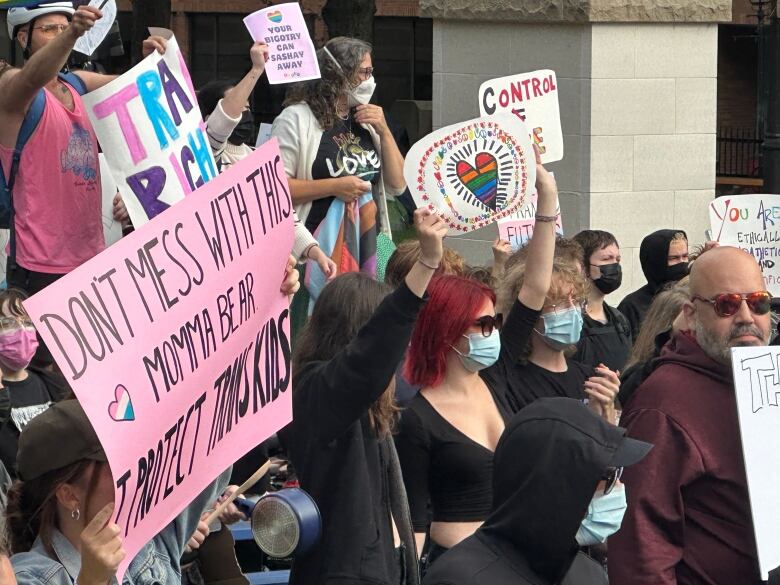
[404,113,535,235]
[456,153,498,211]
[108,384,135,422]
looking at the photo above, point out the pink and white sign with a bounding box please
[497,185,562,250]
[23,140,295,580]
[244,3,321,84]
[478,70,563,164]
[83,32,218,229]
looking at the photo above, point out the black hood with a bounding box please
[639,229,687,291]
[480,398,629,584]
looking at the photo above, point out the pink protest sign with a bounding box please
[244,2,321,84]
[23,140,294,580]
[497,188,562,250]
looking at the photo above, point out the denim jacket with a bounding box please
[12,468,232,585]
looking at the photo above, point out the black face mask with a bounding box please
[665,261,689,283]
[592,263,622,295]
[228,110,255,146]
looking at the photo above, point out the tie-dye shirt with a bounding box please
[0,83,104,273]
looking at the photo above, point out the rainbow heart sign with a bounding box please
[404,113,535,235]
[266,10,283,23]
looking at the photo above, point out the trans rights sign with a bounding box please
[83,33,218,228]
[23,140,294,581]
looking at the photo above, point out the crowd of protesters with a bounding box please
[0,3,776,585]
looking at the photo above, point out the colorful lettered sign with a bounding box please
[23,140,295,580]
[244,2,321,84]
[404,114,536,235]
[83,32,217,228]
[709,194,780,296]
[478,70,563,164]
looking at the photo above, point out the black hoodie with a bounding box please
[422,398,627,585]
[617,229,687,340]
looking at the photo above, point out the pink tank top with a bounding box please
[0,82,105,274]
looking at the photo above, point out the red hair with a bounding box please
[404,276,496,388]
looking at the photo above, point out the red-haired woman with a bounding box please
[396,275,511,568]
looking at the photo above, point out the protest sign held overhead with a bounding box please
[478,70,563,164]
[730,345,780,580]
[244,3,321,84]
[23,139,295,581]
[498,185,562,250]
[404,113,536,235]
[83,31,217,228]
[709,194,780,296]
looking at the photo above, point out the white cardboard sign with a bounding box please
[478,69,563,164]
[404,113,536,235]
[731,345,780,579]
[709,194,780,296]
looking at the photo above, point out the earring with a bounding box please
[71,507,80,521]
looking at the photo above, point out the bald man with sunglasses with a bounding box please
[609,246,776,585]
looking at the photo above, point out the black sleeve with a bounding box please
[294,283,426,444]
[617,297,641,341]
[394,405,431,532]
[501,299,542,362]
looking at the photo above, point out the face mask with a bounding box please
[665,261,689,283]
[0,328,38,372]
[347,78,376,107]
[575,486,628,546]
[536,306,583,351]
[228,110,255,146]
[452,330,501,372]
[593,263,622,295]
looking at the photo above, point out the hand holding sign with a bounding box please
[69,4,102,39]
[77,503,126,585]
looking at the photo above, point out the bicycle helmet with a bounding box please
[7,2,75,39]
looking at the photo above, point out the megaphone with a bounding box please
[233,488,321,558]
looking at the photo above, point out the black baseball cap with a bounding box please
[17,399,107,481]
[609,434,653,468]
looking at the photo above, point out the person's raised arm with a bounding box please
[222,42,268,119]
[298,208,447,442]
[0,6,99,117]
[517,147,558,310]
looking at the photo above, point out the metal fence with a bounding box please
[717,127,762,178]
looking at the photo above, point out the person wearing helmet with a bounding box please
[0,3,165,298]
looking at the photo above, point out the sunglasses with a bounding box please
[473,314,503,337]
[602,466,624,495]
[691,291,771,318]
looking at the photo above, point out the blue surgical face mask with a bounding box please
[452,329,501,372]
[575,486,628,546]
[536,306,583,350]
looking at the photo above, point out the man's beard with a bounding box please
[693,320,767,366]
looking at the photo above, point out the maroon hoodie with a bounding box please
[608,331,763,585]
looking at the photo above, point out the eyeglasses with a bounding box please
[357,66,374,80]
[0,315,33,330]
[602,466,624,495]
[543,298,588,316]
[473,314,503,337]
[691,291,771,318]
[33,23,69,36]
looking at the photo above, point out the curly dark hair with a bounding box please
[284,36,372,131]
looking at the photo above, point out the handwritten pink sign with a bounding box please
[244,2,321,85]
[497,188,562,250]
[23,139,295,580]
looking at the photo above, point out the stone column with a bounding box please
[423,0,729,301]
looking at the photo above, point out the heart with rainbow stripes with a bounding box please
[456,153,498,211]
[267,10,283,23]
